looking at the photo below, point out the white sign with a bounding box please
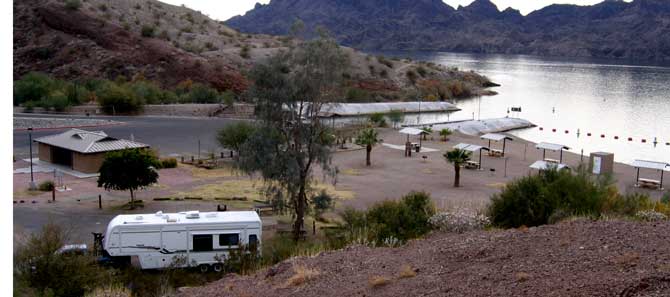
[592,156,602,174]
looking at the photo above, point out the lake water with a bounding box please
[375,51,670,165]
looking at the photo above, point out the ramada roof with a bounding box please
[34,129,149,154]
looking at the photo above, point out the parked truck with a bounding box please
[97,210,261,272]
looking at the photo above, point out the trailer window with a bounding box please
[192,235,213,252]
[219,234,239,246]
[249,234,258,245]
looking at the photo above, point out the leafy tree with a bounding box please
[14,223,106,297]
[238,34,348,240]
[216,122,256,156]
[444,148,471,187]
[96,83,144,114]
[98,148,159,209]
[355,128,380,166]
[185,83,219,103]
[13,72,57,105]
[439,128,452,141]
[387,109,404,128]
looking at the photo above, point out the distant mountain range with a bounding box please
[226,0,670,61]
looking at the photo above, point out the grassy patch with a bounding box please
[188,164,238,179]
[340,168,362,176]
[172,180,261,209]
[286,265,320,287]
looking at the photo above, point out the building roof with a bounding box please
[453,143,490,152]
[399,127,429,135]
[632,160,670,171]
[481,133,514,142]
[536,142,570,151]
[530,160,570,171]
[34,129,148,154]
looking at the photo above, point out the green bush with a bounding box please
[14,72,58,105]
[97,83,143,114]
[38,180,55,192]
[141,25,155,37]
[64,0,81,10]
[184,83,220,103]
[39,91,70,112]
[369,112,386,127]
[345,88,370,102]
[14,223,107,297]
[332,191,435,246]
[160,158,178,169]
[311,190,334,218]
[488,168,653,228]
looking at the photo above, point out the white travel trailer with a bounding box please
[100,210,261,271]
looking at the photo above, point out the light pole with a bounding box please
[28,127,36,190]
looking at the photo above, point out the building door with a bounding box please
[51,146,73,168]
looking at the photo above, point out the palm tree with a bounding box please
[421,127,433,140]
[444,148,471,187]
[439,128,452,142]
[355,128,380,166]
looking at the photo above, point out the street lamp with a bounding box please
[28,127,36,190]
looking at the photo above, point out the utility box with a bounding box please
[589,152,614,175]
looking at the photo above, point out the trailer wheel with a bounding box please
[198,264,210,273]
[212,263,223,273]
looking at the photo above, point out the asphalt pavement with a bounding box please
[13,114,244,158]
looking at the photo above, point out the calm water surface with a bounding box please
[375,51,670,164]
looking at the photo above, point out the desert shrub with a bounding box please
[488,168,654,228]
[216,121,256,154]
[141,25,155,37]
[221,90,235,106]
[239,45,250,59]
[417,66,427,77]
[406,70,418,83]
[635,210,667,222]
[345,88,370,102]
[387,109,404,128]
[369,112,386,127]
[183,83,219,103]
[223,244,261,275]
[376,56,393,68]
[160,158,178,169]
[336,191,435,245]
[23,101,36,112]
[311,190,334,218]
[64,0,81,10]
[97,83,143,114]
[429,210,490,233]
[38,180,55,192]
[14,223,107,297]
[446,80,473,98]
[128,80,163,104]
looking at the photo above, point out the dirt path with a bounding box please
[179,220,670,297]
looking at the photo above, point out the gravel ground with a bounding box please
[179,220,670,297]
[13,117,120,130]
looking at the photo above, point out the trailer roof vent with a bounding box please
[135,215,144,221]
[166,216,177,223]
[155,211,163,216]
[185,211,200,219]
[205,213,217,218]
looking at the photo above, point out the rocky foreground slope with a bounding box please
[14,0,493,100]
[180,220,670,297]
[228,0,670,61]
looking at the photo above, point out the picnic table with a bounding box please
[637,178,662,189]
[489,149,504,157]
[465,161,480,170]
[544,158,560,164]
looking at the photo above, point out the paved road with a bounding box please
[13,114,245,158]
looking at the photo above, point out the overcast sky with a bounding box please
[160,0,623,22]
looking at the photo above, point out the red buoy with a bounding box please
[565,130,569,134]
[539,127,544,131]
[614,136,619,140]
[587,133,592,136]
[628,137,633,141]
[642,139,647,143]
[552,129,556,132]
[601,134,605,138]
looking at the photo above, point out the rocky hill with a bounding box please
[227,0,670,61]
[179,220,670,297]
[14,0,494,100]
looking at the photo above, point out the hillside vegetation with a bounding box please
[14,0,495,104]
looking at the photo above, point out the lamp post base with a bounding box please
[29,181,37,191]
